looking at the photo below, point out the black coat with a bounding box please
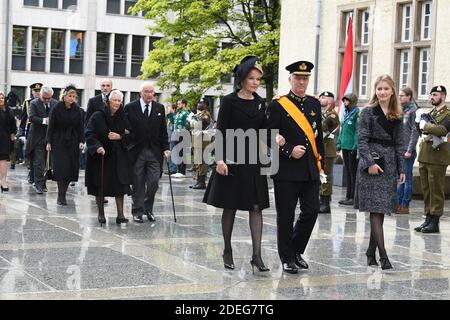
[0,108,16,158]
[25,98,58,155]
[84,107,133,196]
[265,92,324,181]
[124,99,169,170]
[46,102,84,181]
[85,94,105,126]
[203,92,269,210]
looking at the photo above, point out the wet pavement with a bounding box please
[0,165,449,300]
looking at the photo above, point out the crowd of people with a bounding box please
[0,55,449,274]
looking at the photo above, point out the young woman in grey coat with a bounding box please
[355,75,406,270]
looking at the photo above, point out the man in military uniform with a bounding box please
[266,60,324,274]
[189,99,212,189]
[414,85,450,233]
[19,83,42,184]
[318,91,339,214]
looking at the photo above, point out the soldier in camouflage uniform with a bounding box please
[189,99,212,189]
[414,85,450,233]
[318,91,340,213]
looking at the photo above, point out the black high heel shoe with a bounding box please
[366,249,378,266]
[1,186,9,193]
[380,257,392,270]
[222,252,235,270]
[116,217,129,224]
[98,215,106,227]
[250,259,270,274]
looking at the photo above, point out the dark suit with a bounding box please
[125,99,169,216]
[85,94,105,126]
[25,98,58,189]
[266,91,324,264]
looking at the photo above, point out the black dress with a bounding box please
[203,92,269,210]
[85,107,133,197]
[46,102,84,181]
[0,108,17,161]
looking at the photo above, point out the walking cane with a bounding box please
[99,154,105,219]
[167,158,177,222]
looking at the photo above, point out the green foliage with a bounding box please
[131,0,280,100]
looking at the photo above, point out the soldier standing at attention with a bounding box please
[414,85,450,233]
[189,99,212,190]
[318,91,339,214]
[266,60,324,274]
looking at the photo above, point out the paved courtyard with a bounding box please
[0,165,449,300]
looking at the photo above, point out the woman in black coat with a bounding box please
[46,85,84,205]
[85,90,133,226]
[0,91,17,192]
[203,56,270,273]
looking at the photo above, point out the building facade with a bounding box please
[278,0,450,104]
[0,0,235,113]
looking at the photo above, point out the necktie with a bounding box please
[144,104,149,118]
[45,104,49,115]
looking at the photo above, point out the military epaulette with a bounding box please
[273,95,284,101]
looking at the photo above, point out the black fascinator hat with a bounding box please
[64,84,77,93]
[233,55,263,91]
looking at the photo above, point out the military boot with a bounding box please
[191,175,206,190]
[319,196,331,214]
[421,215,440,233]
[414,214,431,232]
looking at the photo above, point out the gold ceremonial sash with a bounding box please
[278,96,322,172]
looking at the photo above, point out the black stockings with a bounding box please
[96,196,105,218]
[368,213,387,258]
[57,181,69,200]
[115,196,125,218]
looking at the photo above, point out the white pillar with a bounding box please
[26,26,32,71]
[45,28,51,72]
[120,0,125,15]
[64,29,71,74]
[144,36,150,59]
[109,33,115,77]
[126,34,132,78]
[58,0,63,9]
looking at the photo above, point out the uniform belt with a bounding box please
[368,137,394,146]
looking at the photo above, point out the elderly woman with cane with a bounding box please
[85,90,133,226]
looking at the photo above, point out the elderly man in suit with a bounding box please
[85,78,113,125]
[25,86,58,194]
[125,82,170,223]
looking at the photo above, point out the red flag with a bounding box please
[338,17,354,122]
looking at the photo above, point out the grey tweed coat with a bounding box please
[355,105,405,215]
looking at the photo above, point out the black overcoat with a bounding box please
[46,102,84,181]
[84,107,133,196]
[203,92,269,210]
[0,108,16,159]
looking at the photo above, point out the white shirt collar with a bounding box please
[140,98,152,115]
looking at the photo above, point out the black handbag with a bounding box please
[364,151,385,172]
[44,151,53,180]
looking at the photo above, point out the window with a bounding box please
[125,0,137,16]
[51,29,65,73]
[10,86,27,105]
[401,4,412,42]
[359,53,368,98]
[130,92,140,102]
[361,9,369,45]
[107,0,121,14]
[43,0,58,8]
[114,34,127,77]
[418,48,430,98]
[343,12,352,46]
[31,28,46,72]
[70,31,84,74]
[62,0,77,9]
[23,0,39,6]
[399,50,410,89]
[131,36,144,77]
[12,26,27,71]
[96,33,110,76]
[421,1,432,40]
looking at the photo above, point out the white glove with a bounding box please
[320,171,327,184]
[419,120,427,130]
[19,136,26,143]
[415,109,425,123]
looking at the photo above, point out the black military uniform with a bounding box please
[266,61,324,274]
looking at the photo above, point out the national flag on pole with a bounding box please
[338,17,354,122]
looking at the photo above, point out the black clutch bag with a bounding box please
[364,152,385,172]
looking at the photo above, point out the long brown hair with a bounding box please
[368,75,401,120]
[0,91,5,110]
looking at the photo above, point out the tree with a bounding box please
[132,0,280,103]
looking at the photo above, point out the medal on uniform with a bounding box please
[310,111,316,116]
